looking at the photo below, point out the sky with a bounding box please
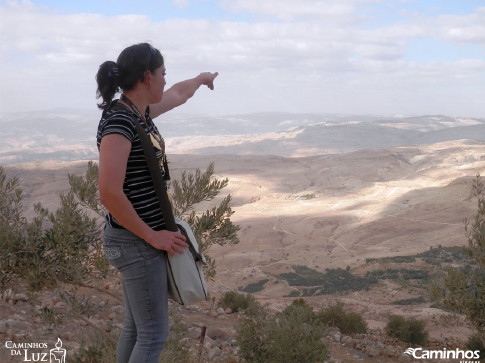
[1,0,485,117]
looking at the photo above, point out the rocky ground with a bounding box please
[0,277,472,363]
[2,138,484,362]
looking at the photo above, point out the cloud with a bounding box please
[172,0,189,9]
[0,0,484,117]
[221,0,359,21]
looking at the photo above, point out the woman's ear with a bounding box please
[141,70,151,84]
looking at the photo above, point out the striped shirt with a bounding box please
[96,100,167,231]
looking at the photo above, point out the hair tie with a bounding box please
[108,66,119,78]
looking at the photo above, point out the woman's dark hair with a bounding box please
[96,43,164,110]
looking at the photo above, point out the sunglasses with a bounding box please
[146,43,156,66]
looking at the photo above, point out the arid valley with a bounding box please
[2,112,485,360]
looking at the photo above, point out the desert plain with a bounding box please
[2,113,485,344]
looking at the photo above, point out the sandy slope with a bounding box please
[188,141,482,284]
[3,139,485,340]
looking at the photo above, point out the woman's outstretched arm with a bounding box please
[150,72,218,118]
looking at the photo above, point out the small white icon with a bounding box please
[404,348,416,356]
[50,338,66,363]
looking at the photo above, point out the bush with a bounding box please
[239,279,269,293]
[392,296,426,305]
[171,162,240,280]
[317,303,367,335]
[466,333,485,360]
[71,333,117,363]
[291,298,312,309]
[385,315,429,346]
[236,299,328,363]
[279,265,377,295]
[218,291,258,313]
[0,165,108,290]
[159,306,191,363]
[0,161,239,289]
[435,174,485,332]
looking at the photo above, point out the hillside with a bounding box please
[2,111,485,163]
[2,112,485,361]
[3,138,484,340]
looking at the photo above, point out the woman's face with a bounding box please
[148,65,166,103]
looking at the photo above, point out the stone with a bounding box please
[208,346,222,360]
[398,353,412,362]
[341,335,354,347]
[385,345,397,357]
[0,320,8,334]
[14,293,29,302]
[111,305,124,315]
[207,327,236,342]
[324,327,341,342]
[203,335,216,350]
[365,345,381,357]
[3,288,13,300]
[55,301,67,308]
[188,327,201,340]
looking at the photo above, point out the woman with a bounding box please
[95,43,218,363]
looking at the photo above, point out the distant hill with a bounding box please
[1,111,484,163]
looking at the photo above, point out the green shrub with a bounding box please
[236,299,328,363]
[218,291,258,313]
[0,166,108,290]
[385,315,428,346]
[279,266,377,295]
[159,306,191,363]
[291,298,312,309]
[239,279,269,293]
[366,268,429,281]
[317,303,367,335]
[466,333,485,360]
[392,296,426,305]
[436,175,485,332]
[71,333,117,363]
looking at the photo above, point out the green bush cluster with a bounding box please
[280,265,377,296]
[435,175,485,337]
[159,306,192,363]
[366,255,416,264]
[71,305,192,363]
[171,162,240,280]
[385,315,429,346]
[0,160,240,289]
[317,303,367,335]
[218,291,259,313]
[466,333,485,360]
[0,165,109,290]
[239,279,269,293]
[365,246,469,266]
[366,268,429,281]
[236,297,329,363]
[392,296,426,305]
[71,333,117,363]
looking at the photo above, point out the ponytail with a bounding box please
[95,43,164,110]
[96,61,120,110]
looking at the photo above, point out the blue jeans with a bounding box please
[103,226,169,363]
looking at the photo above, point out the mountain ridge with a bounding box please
[1,111,485,164]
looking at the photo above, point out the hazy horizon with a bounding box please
[2,110,485,165]
[1,1,485,117]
